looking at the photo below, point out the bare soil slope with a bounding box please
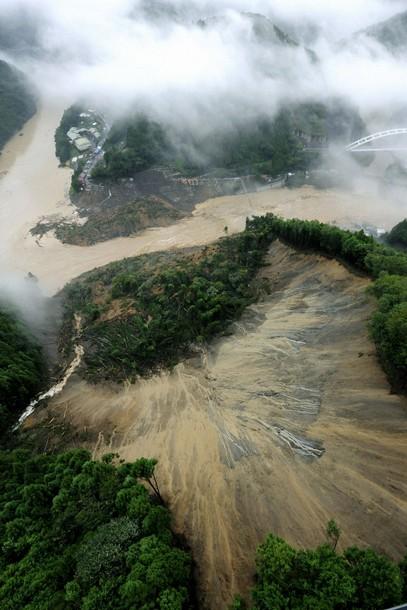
[31,242,407,608]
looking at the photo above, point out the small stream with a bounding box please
[15,315,83,428]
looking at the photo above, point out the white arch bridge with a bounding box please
[346,129,407,152]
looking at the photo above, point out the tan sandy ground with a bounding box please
[31,241,407,609]
[1,100,406,295]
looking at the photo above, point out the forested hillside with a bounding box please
[360,10,407,54]
[0,307,45,436]
[387,218,407,249]
[1,217,407,608]
[248,215,407,394]
[61,227,271,382]
[0,60,36,151]
[62,214,407,393]
[90,101,365,182]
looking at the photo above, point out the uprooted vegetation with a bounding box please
[61,214,407,393]
[61,231,270,381]
[31,196,184,246]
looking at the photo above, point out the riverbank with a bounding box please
[2,180,405,297]
[0,100,405,296]
[0,99,73,286]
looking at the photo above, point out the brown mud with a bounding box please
[30,241,407,608]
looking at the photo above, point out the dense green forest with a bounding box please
[89,100,365,181]
[63,214,407,393]
[233,525,407,610]
[0,449,193,609]
[1,448,404,610]
[0,307,45,436]
[91,114,169,180]
[89,110,307,181]
[387,218,407,249]
[0,60,36,151]
[0,447,405,610]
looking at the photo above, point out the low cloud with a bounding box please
[0,1,406,133]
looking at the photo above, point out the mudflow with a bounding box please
[31,241,407,609]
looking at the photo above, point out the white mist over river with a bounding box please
[0,100,406,297]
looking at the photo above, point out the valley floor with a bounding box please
[0,98,405,296]
[30,241,407,608]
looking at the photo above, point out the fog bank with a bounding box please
[1,1,407,128]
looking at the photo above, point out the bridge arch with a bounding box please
[346,129,407,152]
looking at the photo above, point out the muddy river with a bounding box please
[0,100,405,296]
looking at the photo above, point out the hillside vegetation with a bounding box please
[387,218,407,249]
[62,229,268,381]
[90,101,365,182]
[0,60,36,151]
[233,526,407,610]
[0,450,193,610]
[0,307,45,436]
[62,214,407,393]
[54,105,84,164]
[3,216,406,609]
[92,115,170,181]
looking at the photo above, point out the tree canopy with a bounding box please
[0,307,45,436]
[387,218,407,249]
[54,105,84,164]
[62,214,407,393]
[243,532,405,610]
[92,114,169,180]
[0,450,193,610]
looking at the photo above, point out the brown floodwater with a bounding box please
[0,101,405,295]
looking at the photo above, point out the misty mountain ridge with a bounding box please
[355,10,407,54]
[197,11,317,57]
[0,6,44,58]
[0,59,36,151]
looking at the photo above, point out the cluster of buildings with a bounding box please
[67,111,102,153]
